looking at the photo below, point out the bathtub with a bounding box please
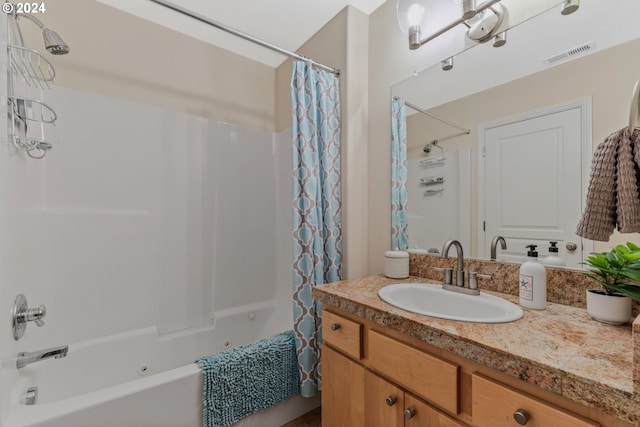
[5,301,320,427]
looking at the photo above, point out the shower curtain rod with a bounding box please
[395,96,470,135]
[149,0,341,77]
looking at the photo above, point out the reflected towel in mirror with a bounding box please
[576,128,640,241]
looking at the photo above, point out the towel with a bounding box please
[196,330,300,427]
[576,128,640,240]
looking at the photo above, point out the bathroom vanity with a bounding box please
[312,270,639,427]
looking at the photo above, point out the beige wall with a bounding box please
[24,0,276,131]
[276,7,370,279]
[405,37,640,255]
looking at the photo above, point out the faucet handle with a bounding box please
[26,305,46,327]
[433,267,453,285]
[12,295,47,340]
[468,272,492,290]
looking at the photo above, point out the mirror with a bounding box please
[391,0,640,267]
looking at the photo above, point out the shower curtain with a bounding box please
[391,97,408,250]
[290,61,342,397]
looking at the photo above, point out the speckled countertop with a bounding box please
[312,275,640,425]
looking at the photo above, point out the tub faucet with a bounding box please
[17,345,68,369]
[442,239,465,287]
[490,235,507,261]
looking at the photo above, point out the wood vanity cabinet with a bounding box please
[364,370,466,427]
[321,307,630,427]
[322,309,466,427]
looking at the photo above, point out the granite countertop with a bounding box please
[312,275,640,425]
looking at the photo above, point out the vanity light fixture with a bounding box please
[493,30,507,47]
[396,0,430,50]
[460,0,478,20]
[441,57,454,71]
[464,4,505,43]
[561,0,579,15]
[397,0,504,50]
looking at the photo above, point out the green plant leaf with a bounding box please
[627,241,640,251]
[620,266,640,282]
[615,284,640,301]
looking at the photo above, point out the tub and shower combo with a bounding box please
[1,4,327,426]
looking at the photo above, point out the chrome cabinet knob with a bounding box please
[385,395,397,406]
[513,408,530,425]
[404,408,416,419]
[330,323,340,331]
[566,242,578,251]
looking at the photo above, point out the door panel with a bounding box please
[364,370,404,427]
[482,105,587,267]
[321,346,365,427]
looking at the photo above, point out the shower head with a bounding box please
[16,13,70,55]
[42,28,69,55]
[423,140,441,154]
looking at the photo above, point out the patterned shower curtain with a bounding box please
[391,97,408,250]
[290,61,342,397]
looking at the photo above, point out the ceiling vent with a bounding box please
[543,41,596,65]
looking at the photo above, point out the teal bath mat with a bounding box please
[196,330,300,427]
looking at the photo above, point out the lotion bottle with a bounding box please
[519,244,547,310]
[541,241,566,267]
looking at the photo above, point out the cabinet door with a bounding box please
[405,393,468,427]
[368,330,459,415]
[322,346,365,427]
[364,370,404,427]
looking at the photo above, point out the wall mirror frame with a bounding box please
[390,0,640,268]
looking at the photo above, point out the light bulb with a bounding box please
[396,0,429,34]
[407,4,425,27]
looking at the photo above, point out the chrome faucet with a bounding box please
[490,235,507,261]
[437,239,491,296]
[442,239,465,287]
[17,345,68,369]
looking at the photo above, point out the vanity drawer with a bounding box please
[472,373,599,427]
[322,310,363,360]
[368,330,459,415]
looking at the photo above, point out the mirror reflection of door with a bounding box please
[479,98,593,268]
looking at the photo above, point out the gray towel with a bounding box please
[577,128,640,241]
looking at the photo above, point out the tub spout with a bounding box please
[17,345,68,369]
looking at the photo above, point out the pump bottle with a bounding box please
[519,244,547,310]
[541,241,566,267]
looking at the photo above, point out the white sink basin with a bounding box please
[378,283,523,323]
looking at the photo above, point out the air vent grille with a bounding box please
[543,41,596,65]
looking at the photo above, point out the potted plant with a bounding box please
[582,242,640,325]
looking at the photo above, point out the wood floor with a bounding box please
[281,407,321,427]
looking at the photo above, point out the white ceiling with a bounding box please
[95,0,388,68]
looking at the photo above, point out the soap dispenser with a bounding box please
[541,241,566,267]
[519,244,547,310]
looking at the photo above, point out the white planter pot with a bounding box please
[586,290,632,325]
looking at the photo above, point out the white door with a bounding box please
[480,99,592,268]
